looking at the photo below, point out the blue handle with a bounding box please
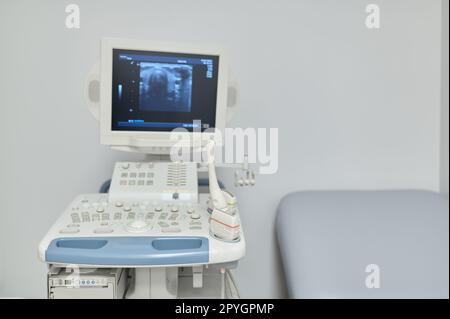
[46,237,209,266]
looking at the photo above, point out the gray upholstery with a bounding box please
[276,190,449,299]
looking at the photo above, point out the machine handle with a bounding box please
[46,237,209,266]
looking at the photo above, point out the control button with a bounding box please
[145,213,154,219]
[171,222,179,226]
[191,213,201,220]
[96,207,104,213]
[190,221,202,226]
[101,213,109,220]
[155,206,162,212]
[67,223,79,228]
[121,172,128,178]
[100,222,108,226]
[93,227,113,234]
[138,180,145,186]
[158,222,169,228]
[115,202,123,208]
[159,213,168,220]
[114,212,122,220]
[187,208,195,214]
[121,163,130,169]
[60,228,80,234]
[120,180,127,186]
[146,180,153,186]
[189,226,202,230]
[137,213,144,219]
[92,213,100,221]
[123,206,132,212]
[162,227,181,233]
[138,172,146,178]
[170,206,179,213]
[81,212,90,222]
[129,172,137,178]
[127,212,135,220]
[129,180,136,186]
[147,172,154,178]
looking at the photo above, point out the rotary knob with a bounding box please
[126,220,150,233]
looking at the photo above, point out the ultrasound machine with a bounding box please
[38,38,250,299]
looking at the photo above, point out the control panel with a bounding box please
[58,194,207,236]
[38,193,246,267]
[109,162,198,203]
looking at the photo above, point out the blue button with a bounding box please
[92,280,95,284]
[81,280,85,284]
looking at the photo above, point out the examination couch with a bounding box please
[276,190,449,298]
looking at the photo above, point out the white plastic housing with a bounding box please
[100,38,228,154]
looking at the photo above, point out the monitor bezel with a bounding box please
[100,38,227,151]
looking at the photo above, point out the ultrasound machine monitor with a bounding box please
[100,38,228,153]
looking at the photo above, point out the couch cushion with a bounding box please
[276,190,449,298]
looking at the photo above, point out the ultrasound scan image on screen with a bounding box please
[111,49,219,132]
[139,63,193,113]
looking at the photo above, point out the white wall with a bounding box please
[0,0,443,298]
[441,0,449,196]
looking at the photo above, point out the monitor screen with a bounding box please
[111,49,219,132]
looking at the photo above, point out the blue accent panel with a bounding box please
[57,239,107,249]
[100,178,224,194]
[99,179,111,193]
[198,178,225,189]
[46,237,209,266]
[152,238,203,250]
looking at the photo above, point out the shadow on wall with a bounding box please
[274,222,289,298]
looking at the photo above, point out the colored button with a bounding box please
[162,227,181,233]
[59,228,80,234]
[93,227,114,234]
